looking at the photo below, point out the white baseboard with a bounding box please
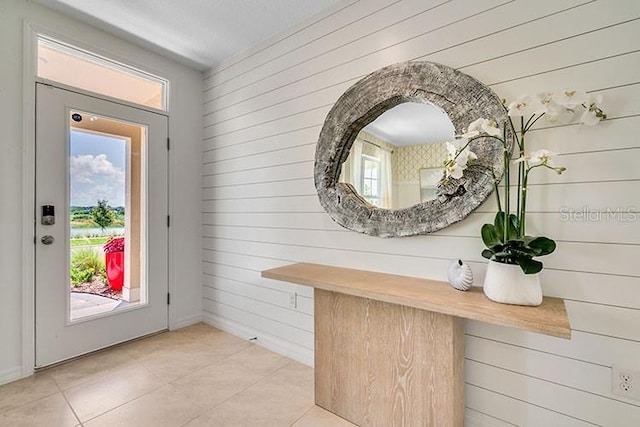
[171,313,204,331]
[202,316,511,425]
[203,312,313,367]
[0,366,25,386]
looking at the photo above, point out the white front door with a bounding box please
[35,83,169,368]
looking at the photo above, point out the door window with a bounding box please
[69,111,148,320]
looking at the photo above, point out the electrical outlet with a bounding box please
[289,292,297,309]
[612,365,640,400]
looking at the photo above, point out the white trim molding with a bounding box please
[0,366,24,387]
[171,314,204,331]
[203,312,313,367]
[21,20,38,380]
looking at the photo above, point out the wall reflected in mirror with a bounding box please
[339,101,455,209]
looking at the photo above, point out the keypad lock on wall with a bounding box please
[41,205,55,225]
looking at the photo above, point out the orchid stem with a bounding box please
[524,112,545,132]
[524,114,536,130]
[521,169,530,237]
[503,123,510,242]
[492,167,502,213]
[518,117,526,236]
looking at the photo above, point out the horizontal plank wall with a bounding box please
[201,0,640,425]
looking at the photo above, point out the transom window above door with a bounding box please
[37,36,168,111]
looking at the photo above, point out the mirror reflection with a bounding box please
[339,101,455,209]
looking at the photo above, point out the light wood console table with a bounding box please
[262,262,571,427]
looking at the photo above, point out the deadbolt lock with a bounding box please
[40,235,55,245]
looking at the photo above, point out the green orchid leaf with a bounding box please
[493,251,511,257]
[481,224,502,248]
[493,212,506,242]
[510,247,539,257]
[488,245,505,255]
[517,257,544,274]
[507,214,519,240]
[492,252,513,263]
[528,237,557,256]
[481,249,495,259]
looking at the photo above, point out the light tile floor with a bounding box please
[0,323,355,427]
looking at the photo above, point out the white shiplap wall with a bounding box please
[201,0,640,425]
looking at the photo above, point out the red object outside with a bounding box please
[105,251,124,291]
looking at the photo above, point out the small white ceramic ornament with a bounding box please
[447,259,474,291]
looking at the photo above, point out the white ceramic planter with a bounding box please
[483,259,543,306]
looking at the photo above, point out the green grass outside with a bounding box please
[70,236,110,247]
[71,219,125,229]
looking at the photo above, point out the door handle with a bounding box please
[41,235,55,245]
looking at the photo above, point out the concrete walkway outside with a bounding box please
[70,292,120,320]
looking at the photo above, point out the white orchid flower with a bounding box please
[458,148,478,165]
[507,95,538,117]
[529,149,556,166]
[445,140,459,160]
[446,152,475,179]
[514,149,566,174]
[510,92,568,119]
[581,109,600,126]
[446,139,475,163]
[513,157,526,164]
[459,118,482,138]
[545,90,591,123]
[467,118,484,132]
[528,92,577,124]
[480,118,501,137]
[515,149,557,166]
[455,149,471,167]
[580,93,606,126]
[546,104,575,124]
[536,92,565,118]
[460,118,501,138]
[553,89,587,109]
[443,139,477,179]
[507,97,527,117]
[446,163,465,179]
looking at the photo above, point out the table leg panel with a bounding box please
[315,289,464,427]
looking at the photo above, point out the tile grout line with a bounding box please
[178,351,299,426]
[50,355,143,393]
[63,330,203,424]
[71,329,240,424]
[288,404,317,426]
[0,373,63,417]
[1,327,307,426]
[77,364,168,424]
[59,391,83,427]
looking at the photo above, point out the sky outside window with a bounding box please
[70,130,126,207]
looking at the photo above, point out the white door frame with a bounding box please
[22,22,178,377]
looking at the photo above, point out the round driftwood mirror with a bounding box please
[315,61,512,238]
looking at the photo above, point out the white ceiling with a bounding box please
[363,102,456,147]
[34,0,342,71]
